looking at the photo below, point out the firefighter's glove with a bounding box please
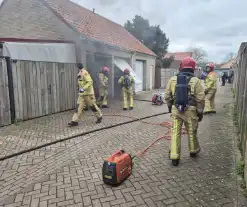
[197,113,203,122]
[204,89,209,95]
[79,88,84,93]
[168,106,172,113]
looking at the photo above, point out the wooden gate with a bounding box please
[12,61,78,121]
[0,58,11,127]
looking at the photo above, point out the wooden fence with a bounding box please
[233,42,247,181]
[160,68,177,88]
[0,58,78,127]
[0,58,11,126]
[12,61,78,121]
[159,68,202,88]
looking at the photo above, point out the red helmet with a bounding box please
[102,66,110,73]
[124,68,130,74]
[179,57,196,70]
[206,63,214,70]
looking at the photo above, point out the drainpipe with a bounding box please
[131,52,136,70]
[6,57,16,122]
[154,56,157,89]
[131,52,136,94]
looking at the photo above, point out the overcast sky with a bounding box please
[72,0,246,63]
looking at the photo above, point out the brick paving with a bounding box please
[0,85,246,206]
[0,94,165,158]
[0,92,166,181]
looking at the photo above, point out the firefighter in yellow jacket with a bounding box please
[204,63,217,114]
[68,63,103,126]
[165,57,205,166]
[118,68,135,110]
[97,66,110,108]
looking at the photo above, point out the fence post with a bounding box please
[5,57,16,123]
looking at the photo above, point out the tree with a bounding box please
[186,46,208,66]
[124,15,169,58]
[162,56,174,68]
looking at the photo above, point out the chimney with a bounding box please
[92,8,95,13]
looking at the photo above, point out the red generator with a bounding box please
[102,150,132,185]
[152,89,164,106]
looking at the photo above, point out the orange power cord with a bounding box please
[102,114,187,158]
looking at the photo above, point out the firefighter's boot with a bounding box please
[102,105,109,108]
[68,121,78,127]
[129,107,133,110]
[172,159,180,167]
[169,150,179,166]
[96,116,103,124]
[190,148,201,158]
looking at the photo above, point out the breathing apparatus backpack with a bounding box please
[123,74,131,89]
[174,73,192,113]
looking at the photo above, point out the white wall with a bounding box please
[135,53,156,90]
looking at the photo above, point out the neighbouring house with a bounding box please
[164,52,193,69]
[214,57,236,77]
[155,52,194,88]
[0,0,156,126]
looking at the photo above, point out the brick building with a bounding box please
[0,0,156,97]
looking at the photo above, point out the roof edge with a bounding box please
[136,51,157,58]
[0,37,74,44]
[124,30,156,56]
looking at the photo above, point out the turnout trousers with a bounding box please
[170,108,201,160]
[204,89,216,113]
[72,95,102,122]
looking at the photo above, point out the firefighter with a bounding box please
[204,63,217,114]
[68,63,103,126]
[97,66,110,108]
[118,68,135,110]
[165,57,205,166]
[220,70,225,86]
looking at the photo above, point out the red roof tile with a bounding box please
[44,0,155,56]
[220,57,236,69]
[164,52,193,60]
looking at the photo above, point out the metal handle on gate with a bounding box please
[48,85,52,94]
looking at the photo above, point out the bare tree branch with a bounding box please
[187,46,208,65]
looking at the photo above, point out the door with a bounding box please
[135,60,144,92]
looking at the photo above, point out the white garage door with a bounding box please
[135,61,144,92]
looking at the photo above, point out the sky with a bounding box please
[72,0,247,63]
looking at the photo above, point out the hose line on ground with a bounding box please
[0,112,170,161]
